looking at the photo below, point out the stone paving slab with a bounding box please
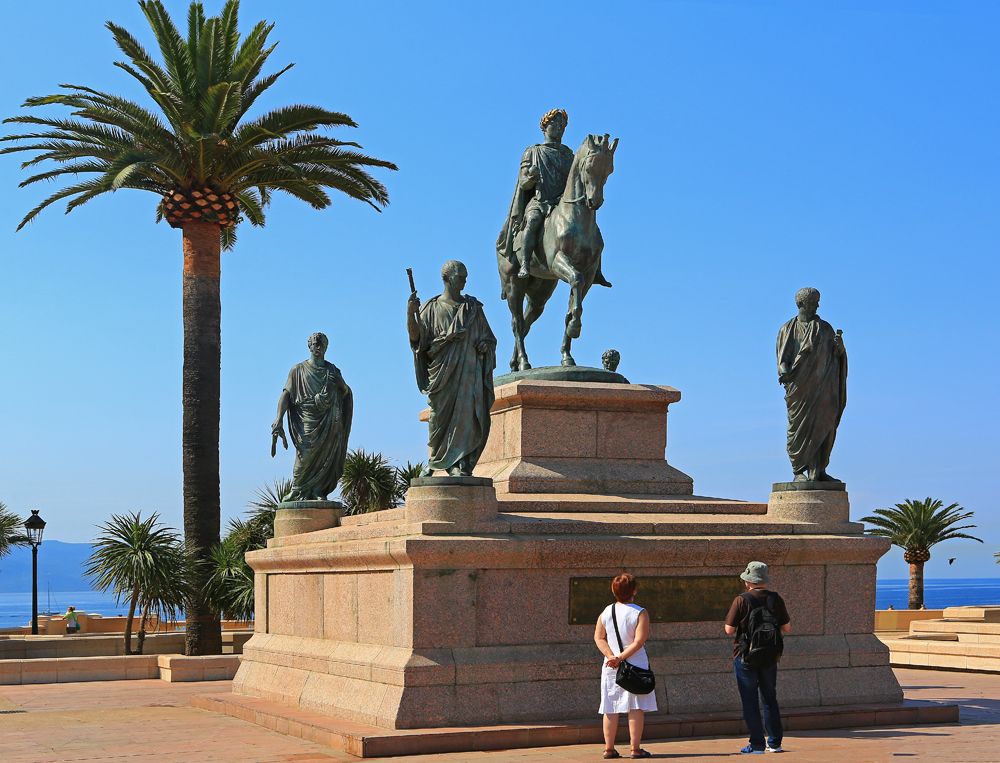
[0,669,995,762]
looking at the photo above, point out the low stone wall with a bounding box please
[0,630,252,659]
[0,654,240,684]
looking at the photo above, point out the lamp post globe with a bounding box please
[24,511,46,636]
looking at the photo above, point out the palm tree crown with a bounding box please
[0,0,397,249]
[84,511,190,654]
[860,498,982,560]
[0,503,30,561]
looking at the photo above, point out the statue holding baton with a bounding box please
[406,262,497,477]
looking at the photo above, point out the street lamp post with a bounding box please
[23,510,46,636]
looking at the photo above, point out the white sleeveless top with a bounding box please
[600,602,649,670]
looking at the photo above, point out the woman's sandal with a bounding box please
[603,751,621,759]
[631,750,651,759]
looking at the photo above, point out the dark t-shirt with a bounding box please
[725,589,790,659]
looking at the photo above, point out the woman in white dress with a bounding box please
[594,573,656,759]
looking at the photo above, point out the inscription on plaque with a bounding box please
[568,576,745,624]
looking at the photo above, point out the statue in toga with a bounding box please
[271,332,354,501]
[407,261,497,477]
[777,288,848,482]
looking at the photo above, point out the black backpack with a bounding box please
[738,591,784,669]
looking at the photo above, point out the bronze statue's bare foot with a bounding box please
[792,473,810,483]
[815,472,839,482]
[419,465,434,478]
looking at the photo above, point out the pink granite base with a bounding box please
[234,380,900,730]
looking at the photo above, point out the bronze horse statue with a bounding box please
[496,134,618,371]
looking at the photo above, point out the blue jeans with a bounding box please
[734,657,782,750]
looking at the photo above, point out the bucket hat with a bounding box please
[740,561,770,585]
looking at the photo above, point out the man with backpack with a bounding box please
[724,561,791,754]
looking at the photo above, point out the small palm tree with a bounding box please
[1,0,395,656]
[861,498,982,609]
[340,449,397,515]
[204,537,255,622]
[392,461,425,508]
[0,503,29,563]
[84,512,191,654]
[204,477,284,621]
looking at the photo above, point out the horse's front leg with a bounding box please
[549,252,589,366]
[506,286,531,372]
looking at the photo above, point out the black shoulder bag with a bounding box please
[610,603,656,695]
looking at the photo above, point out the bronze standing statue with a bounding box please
[407,261,497,477]
[497,110,617,371]
[271,332,354,500]
[777,288,848,482]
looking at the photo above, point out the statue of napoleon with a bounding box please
[777,288,848,483]
[497,109,612,287]
[271,332,354,501]
[495,109,619,371]
[407,261,497,477]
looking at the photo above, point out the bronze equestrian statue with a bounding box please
[497,109,617,371]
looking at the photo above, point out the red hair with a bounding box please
[611,573,637,603]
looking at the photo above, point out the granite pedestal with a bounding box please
[233,379,900,731]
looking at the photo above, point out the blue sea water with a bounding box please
[875,578,1000,610]
[0,591,128,630]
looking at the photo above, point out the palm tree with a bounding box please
[0,503,29,563]
[393,461,425,508]
[84,511,191,654]
[861,498,982,609]
[340,449,397,515]
[1,1,395,655]
[204,477,284,621]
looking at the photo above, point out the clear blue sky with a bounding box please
[0,1,997,579]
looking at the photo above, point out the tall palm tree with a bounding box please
[861,498,982,609]
[84,511,191,655]
[1,1,395,655]
[0,503,29,564]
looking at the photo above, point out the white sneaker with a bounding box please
[766,745,783,753]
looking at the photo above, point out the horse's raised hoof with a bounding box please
[567,319,582,339]
[561,356,576,367]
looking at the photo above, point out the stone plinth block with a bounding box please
[273,500,343,539]
[468,380,693,495]
[404,479,498,530]
[768,488,851,525]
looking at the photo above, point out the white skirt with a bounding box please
[598,665,658,714]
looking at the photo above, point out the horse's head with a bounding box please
[578,134,618,210]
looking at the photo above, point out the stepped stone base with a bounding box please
[194,691,956,758]
[882,607,1000,672]
[232,379,900,731]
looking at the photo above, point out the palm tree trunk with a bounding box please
[124,585,139,655]
[908,562,924,609]
[181,220,223,656]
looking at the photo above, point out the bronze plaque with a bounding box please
[568,576,744,624]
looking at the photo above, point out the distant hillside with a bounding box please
[0,541,92,592]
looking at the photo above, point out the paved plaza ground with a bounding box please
[0,668,996,762]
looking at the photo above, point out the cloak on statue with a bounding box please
[284,360,353,500]
[776,315,848,476]
[496,142,575,273]
[411,295,496,472]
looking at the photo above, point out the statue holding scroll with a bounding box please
[776,288,847,482]
[407,261,496,477]
[271,332,353,501]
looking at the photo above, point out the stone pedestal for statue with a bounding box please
[768,482,852,528]
[232,379,900,732]
[273,500,343,538]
